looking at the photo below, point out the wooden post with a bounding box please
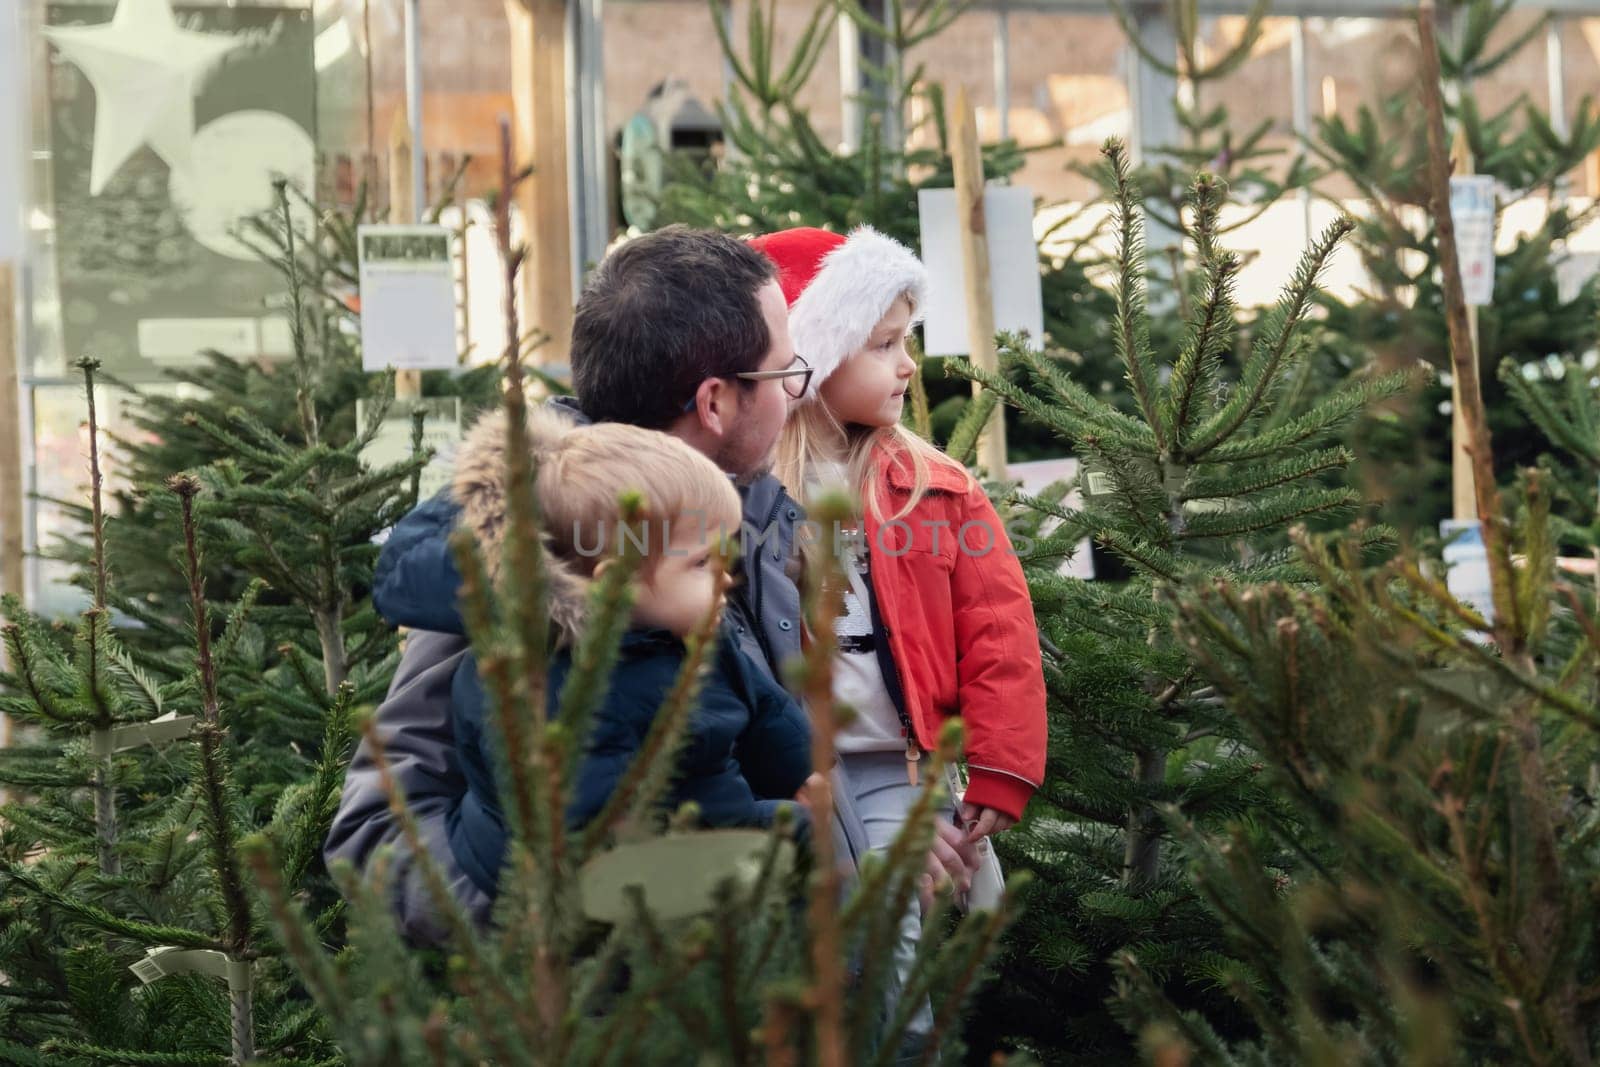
[1418,0,1512,643]
[0,263,21,752]
[388,113,423,399]
[505,0,574,369]
[949,84,1008,479]
[456,181,471,363]
[1449,125,1477,521]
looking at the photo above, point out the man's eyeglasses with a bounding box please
[680,354,813,413]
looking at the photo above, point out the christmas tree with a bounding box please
[1126,475,1599,1063]
[0,359,353,1065]
[1118,10,1599,1056]
[0,176,473,1062]
[38,181,499,811]
[950,139,1414,1061]
[1107,0,1319,293]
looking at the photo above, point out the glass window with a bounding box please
[1195,15,1299,186]
[604,0,726,138]
[903,8,996,154]
[1561,17,1600,197]
[28,380,188,617]
[1004,12,1129,205]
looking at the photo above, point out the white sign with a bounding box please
[1448,176,1496,307]
[356,396,463,502]
[357,224,460,372]
[1007,457,1094,580]
[917,185,1045,356]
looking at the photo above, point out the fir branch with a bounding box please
[1094,530,1187,582]
[1498,358,1600,469]
[1102,139,1168,449]
[2,864,224,950]
[1180,447,1353,502]
[556,514,644,862]
[1188,217,1355,459]
[276,684,356,893]
[169,476,255,963]
[1179,488,1362,541]
[944,390,999,469]
[75,359,110,611]
[577,592,722,854]
[356,717,533,1044]
[1206,369,1416,463]
[949,354,1156,456]
[1165,248,1240,449]
[1,620,78,723]
[239,837,347,1025]
[38,1044,226,1067]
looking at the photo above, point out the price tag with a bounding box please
[91,712,198,759]
[357,225,460,372]
[1448,176,1496,306]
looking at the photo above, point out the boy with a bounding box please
[433,406,815,898]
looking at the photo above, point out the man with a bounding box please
[325,226,977,943]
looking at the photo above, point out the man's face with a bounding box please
[711,280,796,478]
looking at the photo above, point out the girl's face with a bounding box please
[817,296,916,429]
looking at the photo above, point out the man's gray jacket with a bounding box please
[323,398,869,943]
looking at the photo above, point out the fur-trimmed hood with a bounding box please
[371,397,593,642]
[449,405,592,644]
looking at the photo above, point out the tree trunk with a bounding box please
[94,759,119,876]
[1122,748,1166,887]
[313,608,348,696]
[228,958,254,1065]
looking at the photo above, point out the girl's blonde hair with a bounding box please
[773,294,971,522]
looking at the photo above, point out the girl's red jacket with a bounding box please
[857,445,1048,821]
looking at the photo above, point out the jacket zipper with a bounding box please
[747,487,788,669]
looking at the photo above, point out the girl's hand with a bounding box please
[960,802,1016,842]
[919,819,979,912]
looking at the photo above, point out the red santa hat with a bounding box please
[747,226,927,400]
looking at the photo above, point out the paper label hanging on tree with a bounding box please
[917,185,1045,357]
[355,396,462,502]
[91,711,197,758]
[357,225,460,372]
[1448,176,1496,306]
[130,946,228,984]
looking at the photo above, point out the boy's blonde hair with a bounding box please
[454,407,742,581]
[537,422,743,572]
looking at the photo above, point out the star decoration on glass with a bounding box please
[44,0,244,196]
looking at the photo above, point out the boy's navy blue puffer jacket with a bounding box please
[449,626,812,897]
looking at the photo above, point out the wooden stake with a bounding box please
[388,112,423,400]
[949,84,1008,479]
[1417,0,1513,646]
[505,0,574,369]
[0,263,20,752]
[1449,125,1477,522]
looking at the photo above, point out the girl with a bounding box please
[750,226,1048,1053]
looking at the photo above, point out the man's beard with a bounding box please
[733,459,774,488]
[713,420,777,486]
